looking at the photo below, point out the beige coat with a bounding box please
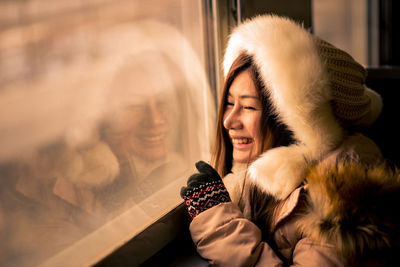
[189,134,399,266]
[190,185,347,266]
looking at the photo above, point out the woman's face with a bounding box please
[223,70,263,163]
[111,98,169,160]
[103,90,175,161]
[103,59,179,162]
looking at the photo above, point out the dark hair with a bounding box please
[211,53,294,176]
[211,53,295,242]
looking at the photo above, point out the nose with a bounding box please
[145,100,166,127]
[223,104,242,130]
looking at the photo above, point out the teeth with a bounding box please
[232,138,253,144]
[142,135,164,142]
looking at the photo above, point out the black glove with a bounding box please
[180,161,231,219]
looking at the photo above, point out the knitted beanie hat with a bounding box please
[315,38,382,126]
[223,14,382,199]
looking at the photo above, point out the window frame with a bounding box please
[93,203,188,266]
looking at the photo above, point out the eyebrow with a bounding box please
[227,93,259,100]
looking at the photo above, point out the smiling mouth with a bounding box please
[141,134,165,142]
[135,133,167,146]
[231,137,253,144]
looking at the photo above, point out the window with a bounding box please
[313,0,372,66]
[312,0,400,67]
[0,1,215,266]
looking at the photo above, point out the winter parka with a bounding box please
[189,134,400,266]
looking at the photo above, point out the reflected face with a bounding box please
[103,96,171,161]
[103,54,180,162]
[223,70,262,163]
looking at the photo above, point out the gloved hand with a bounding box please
[180,161,231,219]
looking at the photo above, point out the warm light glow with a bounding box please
[0,1,215,266]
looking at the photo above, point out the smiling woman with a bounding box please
[180,14,399,266]
[97,50,189,206]
[212,53,294,176]
[103,52,177,160]
[223,69,263,163]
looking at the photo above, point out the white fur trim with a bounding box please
[224,15,344,199]
[248,145,308,200]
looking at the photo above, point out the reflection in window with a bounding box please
[0,1,215,266]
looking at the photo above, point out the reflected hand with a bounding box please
[180,161,231,219]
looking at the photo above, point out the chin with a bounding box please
[234,151,261,164]
[233,153,252,163]
[141,149,167,161]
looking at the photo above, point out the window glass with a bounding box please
[313,0,373,66]
[0,1,215,266]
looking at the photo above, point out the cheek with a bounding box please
[110,110,143,132]
[247,113,262,138]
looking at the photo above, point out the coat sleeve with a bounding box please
[290,238,345,267]
[190,202,282,266]
[189,202,345,267]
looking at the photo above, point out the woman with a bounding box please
[100,50,184,207]
[181,15,399,266]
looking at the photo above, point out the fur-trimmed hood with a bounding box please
[299,157,400,262]
[223,14,382,200]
